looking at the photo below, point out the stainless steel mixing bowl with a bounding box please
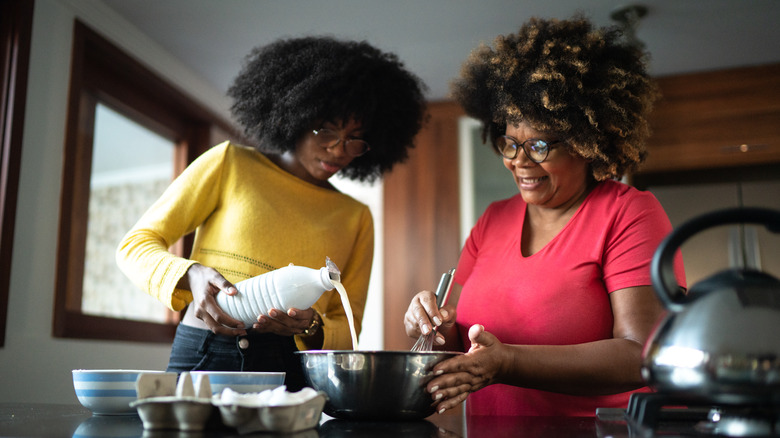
[296,350,460,421]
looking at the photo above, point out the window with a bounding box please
[0,0,33,347]
[83,103,176,323]
[53,21,237,342]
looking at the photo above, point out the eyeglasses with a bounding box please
[312,128,370,157]
[495,135,562,163]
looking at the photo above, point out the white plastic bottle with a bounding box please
[216,260,339,328]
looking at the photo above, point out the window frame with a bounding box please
[53,20,235,342]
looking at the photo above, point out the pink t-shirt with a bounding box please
[454,180,685,416]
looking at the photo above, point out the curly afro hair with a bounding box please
[228,36,428,182]
[450,15,659,180]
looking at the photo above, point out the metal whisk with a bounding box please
[411,268,455,352]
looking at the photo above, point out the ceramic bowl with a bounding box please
[189,371,285,396]
[72,369,170,415]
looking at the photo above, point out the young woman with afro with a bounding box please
[404,16,686,416]
[118,36,427,390]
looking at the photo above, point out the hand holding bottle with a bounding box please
[179,263,247,336]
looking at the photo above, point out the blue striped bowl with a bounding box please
[72,369,166,415]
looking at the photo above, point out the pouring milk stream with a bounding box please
[217,257,359,349]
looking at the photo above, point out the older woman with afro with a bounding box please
[117,36,426,390]
[404,16,686,416]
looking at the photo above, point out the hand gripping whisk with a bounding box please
[411,268,455,352]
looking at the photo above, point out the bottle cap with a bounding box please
[325,257,341,283]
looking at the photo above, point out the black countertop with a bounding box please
[0,403,640,437]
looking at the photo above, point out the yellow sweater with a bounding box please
[116,141,374,350]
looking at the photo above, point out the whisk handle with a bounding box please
[435,268,456,307]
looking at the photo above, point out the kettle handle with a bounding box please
[651,207,780,312]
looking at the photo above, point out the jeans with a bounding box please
[166,324,307,391]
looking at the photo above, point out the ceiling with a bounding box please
[101,0,780,101]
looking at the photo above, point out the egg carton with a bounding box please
[131,372,326,434]
[213,386,326,434]
[130,372,214,431]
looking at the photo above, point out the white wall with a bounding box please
[330,177,384,351]
[0,0,383,404]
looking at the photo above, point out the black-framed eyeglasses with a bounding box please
[312,128,371,157]
[495,135,562,163]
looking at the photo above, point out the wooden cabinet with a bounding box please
[638,63,780,174]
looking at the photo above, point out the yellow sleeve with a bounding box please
[115,142,229,310]
[295,205,374,351]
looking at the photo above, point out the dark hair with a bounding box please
[228,36,428,182]
[451,16,659,180]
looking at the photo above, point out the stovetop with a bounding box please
[596,393,780,437]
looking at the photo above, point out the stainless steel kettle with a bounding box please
[641,207,780,404]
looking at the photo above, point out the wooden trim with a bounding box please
[0,0,34,348]
[56,311,177,343]
[383,101,464,350]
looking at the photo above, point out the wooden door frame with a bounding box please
[382,101,464,350]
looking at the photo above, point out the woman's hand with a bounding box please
[182,264,247,336]
[428,324,505,414]
[253,307,319,337]
[404,290,456,347]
